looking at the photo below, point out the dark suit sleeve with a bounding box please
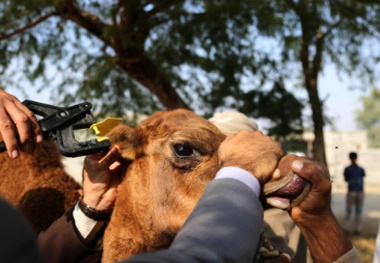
[0,198,43,263]
[37,208,102,263]
[123,178,263,263]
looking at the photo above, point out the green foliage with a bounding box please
[356,88,380,148]
[0,0,379,139]
[253,0,380,80]
[236,80,304,138]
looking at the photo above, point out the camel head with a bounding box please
[102,109,226,262]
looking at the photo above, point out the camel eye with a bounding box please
[174,143,193,157]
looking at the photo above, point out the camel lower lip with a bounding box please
[266,197,291,209]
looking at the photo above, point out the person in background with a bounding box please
[343,151,366,235]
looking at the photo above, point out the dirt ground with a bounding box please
[331,184,380,263]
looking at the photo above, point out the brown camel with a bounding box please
[0,109,225,260]
[0,137,81,233]
[0,109,305,262]
[102,109,309,262]
[102,109,226,262]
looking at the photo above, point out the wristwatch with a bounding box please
[78,199,112,221]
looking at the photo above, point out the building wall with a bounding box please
[325,130,380,187]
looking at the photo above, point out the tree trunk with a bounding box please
[117,56,190,110]
[306,77,327,165]
[299,39,327,165]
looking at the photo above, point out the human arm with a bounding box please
[70,145,121,239]
[0,89,42,158]
[276,155,356,263]
[37,207,102,263]
[38,146,122,262]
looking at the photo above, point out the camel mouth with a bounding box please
[266,196,291,210]
[268,174,307,198]
[264,173,311,209]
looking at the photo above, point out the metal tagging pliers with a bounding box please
[0,100,121,157]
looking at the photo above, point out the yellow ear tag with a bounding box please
[90,117,123,141]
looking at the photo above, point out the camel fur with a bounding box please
[0,109,288,262]
[0,137,81,233]
[102,109,226,262]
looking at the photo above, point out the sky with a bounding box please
[6,66,373,133]
[311,69,366,132]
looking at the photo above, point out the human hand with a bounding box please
[218,130,284,184]
[269,155,332,223]
[0,90,42,158]
[271,158,352,263]
[82,146,122,211]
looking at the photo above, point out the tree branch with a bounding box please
[0,11,58,41]
[323,20,342,38]
[117,54,190,110]
[60,0,109,45]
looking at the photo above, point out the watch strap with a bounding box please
[78,199,112,221]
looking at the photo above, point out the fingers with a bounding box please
[0,109,19,158]
[99,145,121,167]
[83,146,121,179]
[290,157,330,188]
[272,155,330,188]
[0,91,43,158]
[13,99,43,144]
[287,156,333,222]
[270,155,298,181]
[82,146,122,210]
[218,130,284,184]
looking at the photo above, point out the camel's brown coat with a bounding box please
[0,109,290,263]
[0,109,226,261]
[0,138,81,233]
[102,109,226,262]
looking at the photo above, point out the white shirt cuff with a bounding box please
[215,166,261,197]
[73,202,98,239]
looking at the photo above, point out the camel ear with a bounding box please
[107,124,137,161]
